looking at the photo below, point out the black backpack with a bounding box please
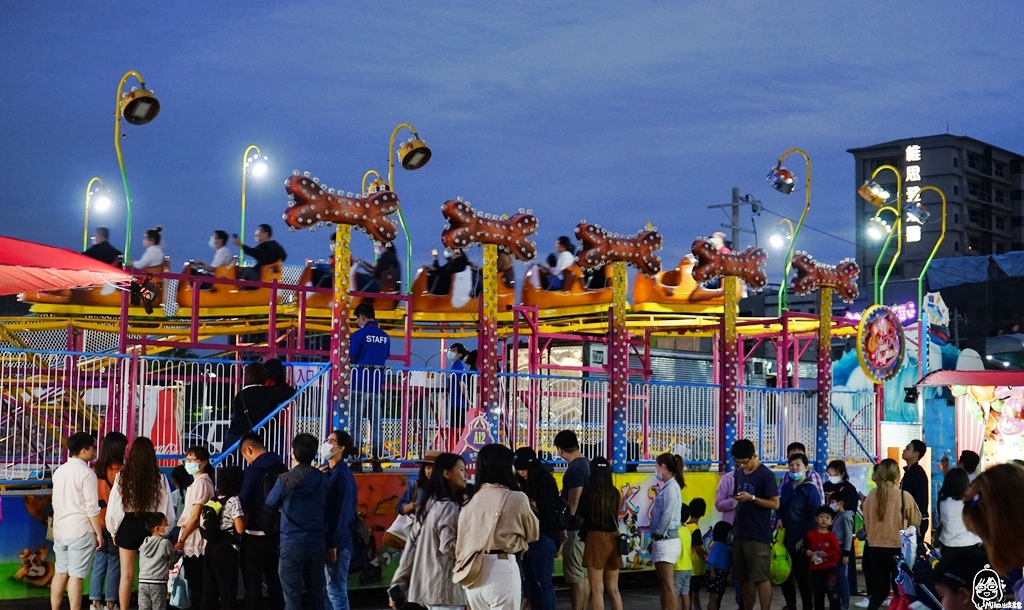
[200,496,230,543]
[253,462,288,537]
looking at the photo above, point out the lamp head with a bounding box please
[398,136,431,170]
[903,200,930,225]
[866,216,891,241]
[92,192,112,212]
[249,156,269,178]
[769,229,789,249]
[858,180,890,207]
[767,164,796,194]
[120,86,160,125]
[367,178,390,194]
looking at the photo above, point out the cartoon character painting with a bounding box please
[857,305,906,384]
[14,547,53,587]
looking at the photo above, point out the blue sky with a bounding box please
[2,2,1023,285]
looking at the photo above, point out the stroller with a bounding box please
[893,557,944,610]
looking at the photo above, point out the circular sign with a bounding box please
[856,304,906,384]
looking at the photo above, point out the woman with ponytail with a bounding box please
[652,453,686,610]
[861,459,921,610]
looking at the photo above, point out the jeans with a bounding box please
[465,555,521,610]
[325,548,352,610]
[89,529,119,603]
[522,534,557,610]
[844,549,857,595]
[781,548,813,610]
[837,562,850,609]
[350,391,382,459]
[242,533,284,610]
[279,545,327,610]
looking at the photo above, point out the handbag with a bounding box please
[769,528,792,585]
[169,558,191,608]
[453,489,511,588]
[383,513,415,550]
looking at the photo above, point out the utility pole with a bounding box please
[707,187,762,250]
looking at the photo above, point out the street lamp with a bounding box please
[769,218,794,250]
[114,71,160,263]
[361,169,389,197]
[83,177,112,251]
[858,165,902,305]
[766,149,811,316]
[240,144,269,264]
[915,186,947,377]
[387,123,432,292]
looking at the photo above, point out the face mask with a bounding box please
[447,352,456,362]
[655,472,664,482]
[791,471,806,481]
[208,238,216,249]
[184,462,200,476]
[828,475,842,485]
[829,502,839,512]
[319,442,336,462]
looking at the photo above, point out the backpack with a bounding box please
[252,462,288,537]
[554,495,573,531]
[770,528,792,585]
[199,496,228,543]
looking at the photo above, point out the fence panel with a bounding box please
[628,381,718,464]
[740,387,816,465]
[829,390,877,463]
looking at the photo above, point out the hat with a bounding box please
[420,450,442,464]
[919,547,990,590]
[513,447,537,470]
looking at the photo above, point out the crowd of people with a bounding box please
[47,425,1024,610]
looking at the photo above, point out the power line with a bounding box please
[761,206,857,247]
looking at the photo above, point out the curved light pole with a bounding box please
[916,186,947,377]
[865,165,902,305]
[387,123,432,292]
[767,149,811,317]
[361,169,386,197]
[769,217,794,250]
[114,71,160,263]
[240,145,268,264]
[865,205,901,306]
[83,177,112,251]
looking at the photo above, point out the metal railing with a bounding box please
[829,390,878,463]
[741,386,817,465]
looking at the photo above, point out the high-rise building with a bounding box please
[848,134,1024,287]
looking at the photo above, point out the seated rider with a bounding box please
[497,252,515,289]
[354,241,401,293]
[232,223,287,281]
[189,230,234,275]
[582,264,607,289]
[310,231,338,288]
[83,227,123,266]
[533,235,575,291]
[427,248,471,296]
[132,226,165,270]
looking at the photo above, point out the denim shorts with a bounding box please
[54,532,96,579]
[674,569,692,595]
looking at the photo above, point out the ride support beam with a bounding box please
[608,262,630,473]
[815,287,833,473]
[720,276,740,472]
[478,244,502,440]
[330,225,353,434]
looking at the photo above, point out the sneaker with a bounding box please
[883,599,891,607]
[855,598,871,608]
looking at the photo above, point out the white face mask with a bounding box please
[829,502,840,512]
[447,351,456,362]
[209,238,216,249]
[828,475,842,485]
[319,442,335,462]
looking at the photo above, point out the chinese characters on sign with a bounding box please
[906,144,922,204]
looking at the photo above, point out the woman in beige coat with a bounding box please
[391,452,469,610]
[860,459,921,610]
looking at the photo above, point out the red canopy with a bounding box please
[918,370,1024,387]
[0,236,131,296]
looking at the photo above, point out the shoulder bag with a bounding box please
[453,489,511,589]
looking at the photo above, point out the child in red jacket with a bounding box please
[804,506,842,610]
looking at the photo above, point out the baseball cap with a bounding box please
[513,447,537,471]
[919,547,990,590]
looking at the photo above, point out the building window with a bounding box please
[996,242,1007,254]
[995,162,1005,178]
[1013,190,1024,201]
[969,236,982,252]
[968,180,990,201]
[954,213,960,224]
[996,216,1006,231]
[969,208,982,225]
[954,241,960,252]
[954,185,960,195]
[996,189,1006,204]
[953,157,959,168]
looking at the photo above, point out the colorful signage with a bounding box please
[857,304,907,384]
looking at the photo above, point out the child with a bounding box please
[168,465,191,541]
[805,506,842,610]
[202,465,245,610]
[830,491,855,610]
[686,498,708,610]
[705,521,733,610]
[675,502,694,610]
[138,512,176,610]
[922,547,989,610]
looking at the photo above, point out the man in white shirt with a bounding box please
[190,230,235,274]
[50,432,104,610]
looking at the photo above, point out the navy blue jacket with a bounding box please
[265,464,330,548]
[325,464,358,553]
[779,478,822,551]
[239,451,284,533]
[350,320,390,392]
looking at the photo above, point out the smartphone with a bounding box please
[387,584,406,607]
[232,233,238,239]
